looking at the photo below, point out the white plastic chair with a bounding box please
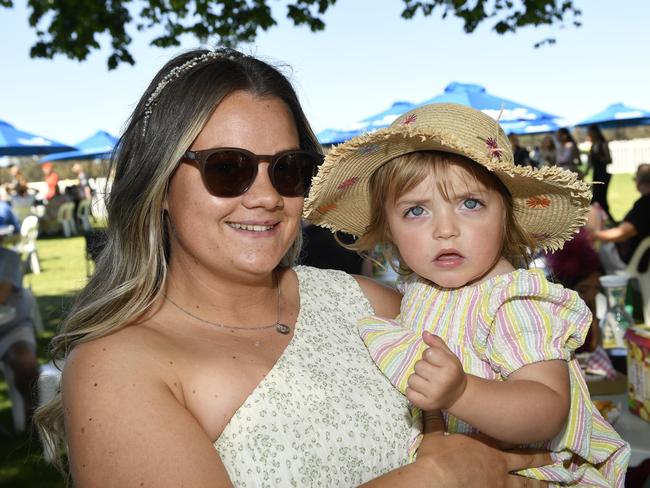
[624,236,650,325]
[76,199,93,232]
[38,361,63,463]
[56,202,77,237]
[11,215,41,274]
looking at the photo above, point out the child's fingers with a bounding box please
[413,358,438,380]
[422,330,448,349]
[421,345,453,367]
[405,386,434,408]
[422,330,440,346]
[407,370,432,394]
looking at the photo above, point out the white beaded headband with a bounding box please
[141,48,245,136]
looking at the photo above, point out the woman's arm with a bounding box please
[361,410,551,487]
[353,275,402,318]
[407,333,570,445]
[63,336,233,488]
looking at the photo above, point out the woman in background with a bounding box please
[556,128,581,174]
[586,124,614,223]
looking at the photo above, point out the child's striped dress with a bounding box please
[359,269,629,487]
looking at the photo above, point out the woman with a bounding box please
[538,135,557,168]
[36,48,549,487]
[586,124,614,223]
[555,128,581,174]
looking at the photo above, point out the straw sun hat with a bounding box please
[304,103,592,252]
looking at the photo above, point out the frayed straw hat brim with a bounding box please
[304,103,592,252]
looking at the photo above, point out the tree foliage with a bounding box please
[2,0,581,69]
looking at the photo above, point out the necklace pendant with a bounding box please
[275,323,291,335]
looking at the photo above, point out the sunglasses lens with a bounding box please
[272,152,318,196]
[203,150,256,197]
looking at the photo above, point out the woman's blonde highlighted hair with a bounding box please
[348,151,535,275]
[34,48,321,473]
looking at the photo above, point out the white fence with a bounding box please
[608,138,650,174]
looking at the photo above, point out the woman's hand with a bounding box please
[417,410,551,487]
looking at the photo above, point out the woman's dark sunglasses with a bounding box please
[183,147,323,198]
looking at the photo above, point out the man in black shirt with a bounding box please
[594,163,650,267]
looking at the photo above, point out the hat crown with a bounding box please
[390,103,514,166]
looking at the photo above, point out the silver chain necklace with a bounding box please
[164,271,291,335]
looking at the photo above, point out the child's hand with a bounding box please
[405,331,467,411]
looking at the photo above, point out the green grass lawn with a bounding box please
[0,175,642,486]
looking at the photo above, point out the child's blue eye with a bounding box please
[462,198,482,210]
[405,206,425,217]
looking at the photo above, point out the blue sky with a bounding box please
[1,0,649,146]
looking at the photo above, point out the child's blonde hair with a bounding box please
[349,151,535,275]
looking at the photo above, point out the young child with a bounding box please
[304,103,629,487]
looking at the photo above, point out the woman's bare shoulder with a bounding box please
[62,324,178,429]
[62,324,231,487]
[352,275,402,318]
[65,323,171,382]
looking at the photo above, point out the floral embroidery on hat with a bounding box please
[403,114,417,125]
[485,137,503,162]
[317,203,337,214]
[358,144,380,156]
[338,176,358,190]
[526,196,551,209]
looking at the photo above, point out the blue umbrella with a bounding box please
[40,130,118,162]
[0,119,75,156]
[419,82,561,133]
[355,101,417,131]
[317,101,416,145]
[317,128,364,145]
[574,102,650,128]
[500,117,562,135]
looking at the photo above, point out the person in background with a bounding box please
[8,164,28,194]
[39,185,71,236]
[0,247,40,431]
[71,163,93,201]
[10,184,36,226]
[41,162,60,202]
[556,128,581,174]
[508,133,534,168]
[538,135,557,167]
[0,198,20,234]
[592,163,650,272]
[586,124,614,223]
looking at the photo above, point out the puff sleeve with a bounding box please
[480,269,591,378]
